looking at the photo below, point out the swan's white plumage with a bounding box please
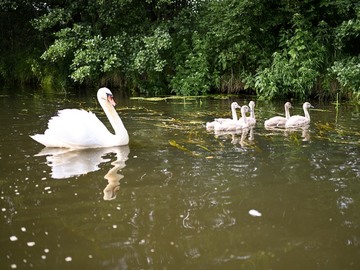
[264,102,292,128]
[246,101,256,126]
[206,102,241,129]
[285,102,313,128]
[31,87,129,148]
[214,105,250,131]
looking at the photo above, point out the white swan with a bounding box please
[237,105,251,128]
[246,101,256,126]
[206,102,241,129]
[264,102,292,128]
[285,102,313,128]
[30,87,129,148]
[214,105,250,131]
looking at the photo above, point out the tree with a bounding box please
[254,0,360,100]
[0,0,43,84]
[1,0,359,100]
[31,0,183,94]
[255,13,326,99]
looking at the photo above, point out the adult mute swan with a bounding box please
[285,102,314,128]
[206,102,241,129]
[264,102,292,128]
[214,105,250,131]
[246,101,256,126]
[30,87,129,148]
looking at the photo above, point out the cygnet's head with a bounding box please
[303,102,313,109]
[285,102,292,109]
[248,101,255,109]
[231,102,241,109]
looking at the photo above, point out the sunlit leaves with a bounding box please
[40,25,92,62]
[170,32,210,96]
[329,57,360,95]
[134,27,171,73]
[32,8,70,32]
[70,34,129,82]
[255,14,326,100]
[5,0,360,100]
[329,7,360,97]
[334,9,360,52]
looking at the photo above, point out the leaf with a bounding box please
[169,140,202,157]
[168,140,189,152]
[196,144,213,152]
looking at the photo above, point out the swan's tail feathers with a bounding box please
[30,134,64,148]
[30,134,47,147]
[206,121,215,130]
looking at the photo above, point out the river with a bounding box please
[0,87,359,269]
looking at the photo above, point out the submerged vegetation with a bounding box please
[1,0,360,100]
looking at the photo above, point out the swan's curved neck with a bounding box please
[100,99,127,136]
[250,106,255,119]
[303,107,310,120]
[285,106,291,119]
[240,108,248,123]
[231,106,238,121]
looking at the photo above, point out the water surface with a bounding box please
[0,89,359,269]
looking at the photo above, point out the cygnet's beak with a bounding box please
[107,94,116,106]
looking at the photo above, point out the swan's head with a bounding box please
[248,101,255,109]
[303,102,314,109]
[241,105,250,114]
[231,102,241,109]
[98,87,116,106]
[285,102,292,109]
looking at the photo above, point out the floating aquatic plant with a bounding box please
[168,140,201,157]
[314,122,360,144]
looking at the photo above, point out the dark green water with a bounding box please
[0,88,359,270]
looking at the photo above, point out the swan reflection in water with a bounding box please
[215,127,255,147]
[35,146,130,200]
[265,125,311,142]
[286,125,311,142]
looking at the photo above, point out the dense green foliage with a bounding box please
[1,0,359,99]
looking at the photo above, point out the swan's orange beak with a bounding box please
[107,94,116,106]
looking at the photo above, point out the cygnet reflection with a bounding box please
[285,125,311,141]
[265,124,310,142]
[215,127,254,147]
[35,146,130,200]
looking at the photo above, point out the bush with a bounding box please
[170,32,210,96]
[255,14,326,100]
[329,57,360,98]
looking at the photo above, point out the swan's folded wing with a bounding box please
[285,115,309,128]
[45,109,111,147]
[206,118,233,129]
[264,116,286,127]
